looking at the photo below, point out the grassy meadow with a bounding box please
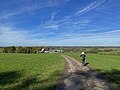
[65,52,120,89]
[0,53,64,90]
[0,49,120,90]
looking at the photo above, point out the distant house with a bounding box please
[38,48,45,53]
[45,51,49,53]
[41,48,45,52]
[38,48,64,53]
[38,48,49,53]
[54,50,64,53]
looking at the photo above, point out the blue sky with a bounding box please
[0,0,120,46]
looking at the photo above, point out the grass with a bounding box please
[1,52,120,89]
[64,52,120,89]
[0,53,64,90]
[98,51,120,56]
[0,48,3,53]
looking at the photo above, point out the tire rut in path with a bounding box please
[56,55,115,90]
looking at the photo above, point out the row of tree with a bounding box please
[2,46,50,53]
[1,46,119,54]
[63,48,99,54]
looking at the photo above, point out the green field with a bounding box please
[0,53,64,90]
[0,52,120,90]
[65,52,120,89]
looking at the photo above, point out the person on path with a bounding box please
[80,52,86,66]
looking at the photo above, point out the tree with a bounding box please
[3,47,9,53]
[9,46,16,53]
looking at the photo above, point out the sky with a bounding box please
[0,0,120,46]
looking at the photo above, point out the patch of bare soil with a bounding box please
[56,55,115,90]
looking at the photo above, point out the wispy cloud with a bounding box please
[0,24,120,46]
[36,20,60,30]
[76,0,106,15]
[45,24,59,30]
[51,12,57,20]
[0,25,43,46]
[0,26,27,45]
[48,29,120,46]
[0,0,65,19]
[0,0,119,46]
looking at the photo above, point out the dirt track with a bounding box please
[56,55,115,90]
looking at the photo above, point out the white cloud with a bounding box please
[45,24,59,30]
[0,25,120,46]
[0,26,49,46]
[0,0,119,46]
[45,29,120,46]
[51,12,57,20]
[36,20,60,30]
[0,0,62,19]
[76,0,106,15]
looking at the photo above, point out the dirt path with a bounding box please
[56,55,115,90]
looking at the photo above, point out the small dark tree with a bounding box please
[9,46,16,53]
[3,47,9,53]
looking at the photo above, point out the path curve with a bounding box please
[56,55,115,90]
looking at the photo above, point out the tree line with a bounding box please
[0,46,119,55]
[1,46,50,53]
